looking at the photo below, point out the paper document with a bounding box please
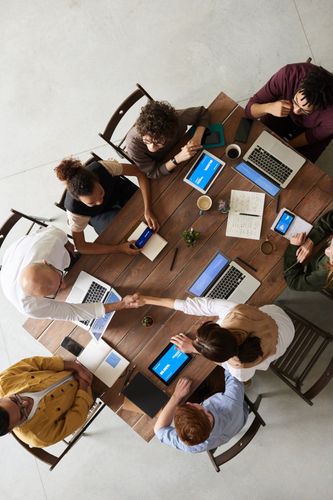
[128,222,167,261]
[226,190,265,240]
[78,339,129,387]
[271,208,313,240]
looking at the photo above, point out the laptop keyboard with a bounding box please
[80,281,108,327]
[248,145,292,184]
[207,266,245,300]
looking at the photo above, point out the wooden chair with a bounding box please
[98,83,154,164]
[207,394,266,473]
[271,305,333,405]
[11,399,106,471]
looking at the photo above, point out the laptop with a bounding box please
[65,271,121,335]
[187,251,260,303]
[243,130,306,188]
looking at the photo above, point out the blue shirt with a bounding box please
[155,371,249,453]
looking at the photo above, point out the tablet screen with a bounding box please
[148,343,192,385]
[234,161,281,198]
[184,151,224,193]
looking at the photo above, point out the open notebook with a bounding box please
[78,339,129,387]
[226,189,265,240]
[128,222,167,261]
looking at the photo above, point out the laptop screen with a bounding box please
[234,161,281,197]
[185,151,223,191]
[188,252,229,296]
[91,289,121,341]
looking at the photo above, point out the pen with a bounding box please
[235,256,258,273]
[276,194,280,214]
[170,247,178,271]
[119,364,136,395]
[239,213,260,217]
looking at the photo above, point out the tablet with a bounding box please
[183,150,225,193]
[234,161,281,198]
[148,343,192,385]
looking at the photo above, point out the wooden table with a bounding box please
[24,92,333,441]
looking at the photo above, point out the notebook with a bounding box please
[65,271,121,333]
[271,208,313,240]
[121,372,169,418]
[188,251,260,303]
[243,130,305,188]
[226,190,265,240]
[128,222,167,261]
[78,339,129,387]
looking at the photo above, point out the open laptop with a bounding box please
[187,251,260,303]
[65,271,121,335]
[243,130,306,188]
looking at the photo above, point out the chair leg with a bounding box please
[245,394,266,426]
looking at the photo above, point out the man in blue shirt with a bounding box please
[154,371,249,453]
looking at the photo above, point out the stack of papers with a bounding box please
[226,190,265,240]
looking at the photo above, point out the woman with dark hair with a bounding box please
[55,157,158,255]
[129,295,295,381]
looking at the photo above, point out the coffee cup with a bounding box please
[225,144,241,160]
[260,239,274,255]
[197,195,212,215]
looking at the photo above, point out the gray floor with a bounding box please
[1,2,333,499]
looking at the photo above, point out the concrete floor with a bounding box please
[1,1,333,499]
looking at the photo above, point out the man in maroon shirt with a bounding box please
[245,62,333,162]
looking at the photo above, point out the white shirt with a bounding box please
[174,297,295,382]
[1,226,104,321]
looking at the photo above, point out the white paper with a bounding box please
[226,190,265,240]
[270,208,313,240]
[128,222,167,261]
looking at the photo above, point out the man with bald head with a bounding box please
[1,226,136,321]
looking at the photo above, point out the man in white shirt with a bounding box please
[0,226,136,321]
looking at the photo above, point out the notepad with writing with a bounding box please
[226,190,265,240]
[128,222,167,261]
[78,339,129,387]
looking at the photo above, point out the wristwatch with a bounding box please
[171,157,178,166]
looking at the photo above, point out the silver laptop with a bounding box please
[243,130,306,188]
[187,251,260,303]
[65,271,121,337]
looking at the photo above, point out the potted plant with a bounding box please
[181,227,200,247]
[141,315,154,327]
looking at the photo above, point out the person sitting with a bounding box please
[125,100,210,179]
[54,157,159,254]
[245,62,333,162]
[0,225,138,320]
[154,371,248,453]
[129,294,295,382]
[284,210,333,293]
[0,356,94,448]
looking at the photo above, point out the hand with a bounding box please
[295,236,314,263]
[144,210,159,231]
[78,377,91,391]
[116,241,141,255]
[121,293,144,309]
[268,100,292,117]
[71,361,93,385]
[176,144,201,163]
[170,333,196,354]
[173,377,192,403]
[187,137,203,149]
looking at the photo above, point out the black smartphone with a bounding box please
[234,117,253,143]
[61,336,84,357]
[273,210,296,235]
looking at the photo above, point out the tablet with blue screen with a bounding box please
[234,161,281,198]
[183,150,225,193]
[148,343,192,385]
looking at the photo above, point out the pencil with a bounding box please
[236,256,258,273]
[170,247,179,271]
[276,194,280,214]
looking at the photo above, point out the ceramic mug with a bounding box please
[225,143,242,160]
[197,195,212,215]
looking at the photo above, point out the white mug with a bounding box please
[197,195,212,215]
[225,143,242,160]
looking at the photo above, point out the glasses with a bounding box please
[142,137,166,148]
[9,394,29,424]
[44,264,66,299]
[293,94,313,116]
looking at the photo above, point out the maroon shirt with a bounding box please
[245,63,333,145]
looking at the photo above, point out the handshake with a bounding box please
[121,293,146,309]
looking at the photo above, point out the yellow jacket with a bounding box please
[0,356,93,448]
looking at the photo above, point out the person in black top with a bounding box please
[55,157,158,255]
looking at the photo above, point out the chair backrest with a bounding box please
[0,209,48,256]
[11,400,105,471]
[271,305,333,405]
[207,394,265,472]
[99,83,154,164]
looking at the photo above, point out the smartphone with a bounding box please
[273,210,296,235]
[61,336,84,357]
[234,117,253,143]
[134,227,154,249]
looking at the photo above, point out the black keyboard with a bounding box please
[207,266,245,300]
[80,281,108,327]
[248,145,292,184]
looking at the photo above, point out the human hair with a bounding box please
[0,406,10,436]
[194,321,263,363]
[300,66,333,109]
[136,101,178,143]
[54,158,98,200]
[174,404,211,446]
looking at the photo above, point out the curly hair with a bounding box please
[300,66,333,109]
[136,101,179,143]
[54,157,98,200]
[174,404,211,446]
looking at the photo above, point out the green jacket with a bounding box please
[284,210,333,292]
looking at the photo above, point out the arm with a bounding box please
[223,370,246,401]
[72,230,140,256]
[154,378,192,433]
[284,244,328,292]
[307,210,333,245]
[0,356,65,379]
